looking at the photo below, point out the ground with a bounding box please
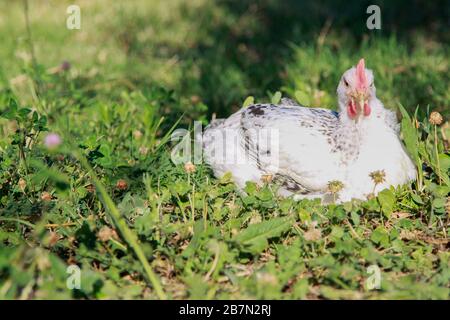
[0,0,448,299]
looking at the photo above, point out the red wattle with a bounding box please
[348,101,357,119]
[363,102,371,116]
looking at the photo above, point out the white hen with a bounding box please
[202,59,416,203]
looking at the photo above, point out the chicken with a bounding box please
[201,59,416,203]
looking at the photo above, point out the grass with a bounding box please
[0,0,448,299]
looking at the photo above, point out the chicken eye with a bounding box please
[343,78,349,87]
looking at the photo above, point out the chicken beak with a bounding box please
[358,97,366,112]
[354,91,369,113]
[348,90,370,122]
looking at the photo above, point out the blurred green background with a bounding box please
[0,0,448,123]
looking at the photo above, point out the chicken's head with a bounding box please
[337,58,376,121]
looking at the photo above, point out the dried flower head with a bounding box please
[44,133,62,149]
[184,161,196,174]
[249,212,262,225]
[18,178,26,192]
[190,95,201,104]
[260,174,273,184]
[116,179,128,190]
[303,227,322,241]
[139,146,149,155]
[369,170,386,185]
[133,130,143,139]
[429,111,443,126]
[327,180,344,194]
[97,226,118,242]
[61,60,71,71]
[41,191,52,202]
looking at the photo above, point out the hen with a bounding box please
[202,59,416,203]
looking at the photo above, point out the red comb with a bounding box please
[356,58,367,90]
